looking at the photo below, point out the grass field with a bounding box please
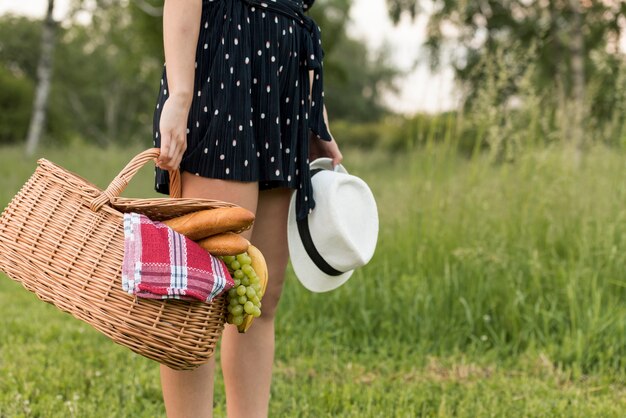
[1,142,625,417]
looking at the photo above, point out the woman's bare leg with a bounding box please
[221,187,293,418]
[160,171,259,418]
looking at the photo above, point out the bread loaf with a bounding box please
[162,207,254,241]
[196,232,250,256]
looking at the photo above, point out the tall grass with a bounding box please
[269,138,625,375]
[0,138,625,415]
[338,143,626,371]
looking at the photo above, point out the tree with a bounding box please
[1,0,400,148]
[385,0,626,141]
[310,0,401,121]
[25,0,57,155]
[55,1,164,145]
[0,15,70,145]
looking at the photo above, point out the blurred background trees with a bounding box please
[0,0,399,151]
[387,0,626,155]
[2,0,626,155]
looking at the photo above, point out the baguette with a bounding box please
[162,207,254,241]
[196,232,250,256]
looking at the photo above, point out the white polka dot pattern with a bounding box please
[153,0,331,222]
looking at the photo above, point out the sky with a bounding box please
[0,0,458,114]
[347,0,457,114]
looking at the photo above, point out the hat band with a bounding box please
[296,168,344,277]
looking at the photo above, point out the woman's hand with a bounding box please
[308,104,343,168]
[157,93,191,171]
[308,131,343,168]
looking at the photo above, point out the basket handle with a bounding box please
[89,148,181,212]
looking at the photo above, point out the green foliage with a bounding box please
[330,118,393,149]
[0,0,400,147]
[0,67,33,144]
[347,43,626,161]
[0,8,163,146]
[331,112,458,153]
[53,4,163,145]
[0,14,42,80]
[1,142,626,415]
[323,38,400,122]
[403,0,623,86]
[0,15,72,145]
[128,0,164,62]
[310,0,400,121]
[387,0,626,132]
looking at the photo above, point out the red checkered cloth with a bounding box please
[122,213,234,302]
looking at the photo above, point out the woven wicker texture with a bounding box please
[0,148,242,370]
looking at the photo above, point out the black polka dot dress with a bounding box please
[152,0,332,222]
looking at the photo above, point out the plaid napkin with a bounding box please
[122,212,234,303]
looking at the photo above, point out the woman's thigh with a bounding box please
[181,171,259,241]
[182,172,292,315]
[250,187,293,318]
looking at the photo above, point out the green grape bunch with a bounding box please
[222,252,264,328]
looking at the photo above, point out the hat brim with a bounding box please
[309,157,349,174]
[287,190,354,292]
[287,158,353,292]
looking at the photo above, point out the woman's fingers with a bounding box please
[167,140,180,170]
[308,130,343,168]
[157,131,186,171]
[158,132,172,168]
[327,138,343,168]
[157,95,191,171]
[332,149,343,167]
[170,138,186,170]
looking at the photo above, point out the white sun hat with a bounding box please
[287,158,379,292]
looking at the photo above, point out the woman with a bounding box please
[151,0,342,416]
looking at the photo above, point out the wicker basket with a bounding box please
[0,148,240,370]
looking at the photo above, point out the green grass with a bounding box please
[0,142,625,417]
